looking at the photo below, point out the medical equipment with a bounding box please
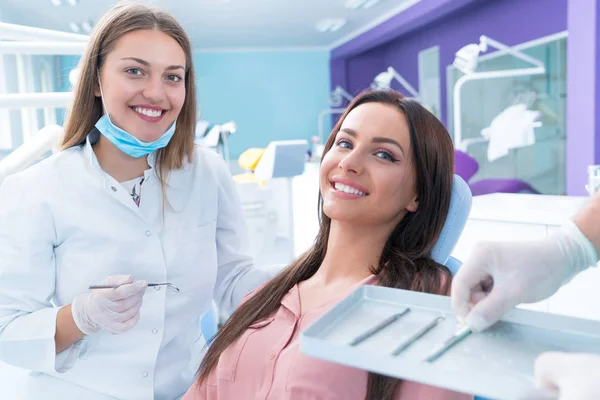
[89,283,181,293]
[315,86,354,149]
[317,107,345,147]
[233,140,308,265]
[196,120,236,166]
[391,316,445,356]
[452,35,546,152]
[586,165,600,195]
[371,66,420,100]
[299,284,596,400]
[329,85,354,107]
[424,325,472,362]
[349,308,410,346]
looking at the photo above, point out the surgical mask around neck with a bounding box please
[95,75,177,159]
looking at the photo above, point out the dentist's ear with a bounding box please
[94,70,102,97]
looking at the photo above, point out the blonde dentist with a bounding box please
[0,3,275,400]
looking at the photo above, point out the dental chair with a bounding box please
[432,174,472,270]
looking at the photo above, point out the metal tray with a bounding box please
[300,285,600,400]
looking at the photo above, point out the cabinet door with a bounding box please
[546,226,600,321]
[451,220,549,312]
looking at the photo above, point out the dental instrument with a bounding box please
[89,283,181,293]
[424,325,472,363]
[391,316,445,356]
[349,308,410,346]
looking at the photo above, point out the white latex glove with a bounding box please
[451,221,597,332]
[72,275,148,335]
[534,352,600,400]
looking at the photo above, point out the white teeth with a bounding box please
[134,107,163,118]
[334,182,366,196]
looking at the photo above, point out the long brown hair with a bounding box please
[198,89,455,399]
[60,2,197,185]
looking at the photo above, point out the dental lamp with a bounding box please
[329,85,354,107]
[371,66,420,99]
[452,35,546,152]
[198,120,237,166]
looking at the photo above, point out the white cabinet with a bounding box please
[451,193,599,319]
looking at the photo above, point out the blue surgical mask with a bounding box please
[95,75,177,159]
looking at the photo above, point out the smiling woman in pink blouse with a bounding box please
[183,89,473,400]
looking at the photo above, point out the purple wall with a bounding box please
[566,0,600,195]
[331,0,568,125]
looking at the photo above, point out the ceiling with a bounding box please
[0,0,421,50]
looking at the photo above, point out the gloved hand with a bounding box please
[534,352,600,400]
[451,221,597,332]
[71,275,148,335]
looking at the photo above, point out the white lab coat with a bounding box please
[0,130,278,400]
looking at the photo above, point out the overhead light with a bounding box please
[68,22,80,33]
[345,0,381,9]
[66,0,78,5]
[50,0,61,5]
[81,21,93,33]
[316,18,347,33]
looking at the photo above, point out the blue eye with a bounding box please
[375,150,398,162]
[336,139,352,149]
[167,75,182,82]
[126,68,143,76]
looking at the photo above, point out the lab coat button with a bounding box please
[142,371,148,378]
[111,186,117,192]
[269,352,276,360]
[152,329,158,334]
[154,285,161,291]
[145,230,152,236]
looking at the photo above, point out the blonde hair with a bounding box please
[61,2,197,181]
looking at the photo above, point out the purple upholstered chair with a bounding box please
[454,150,539,196]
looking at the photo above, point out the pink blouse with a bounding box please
[183,275,472,400]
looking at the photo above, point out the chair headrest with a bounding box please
[431,175,472,265]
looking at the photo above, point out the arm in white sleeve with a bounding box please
[0,174,82,373]
[210,156,281,316]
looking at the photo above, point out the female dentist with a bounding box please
[0,3,276,400]
[451,190,600,399]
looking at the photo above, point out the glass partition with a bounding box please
[418,46,441,119]
[447,33,567,195]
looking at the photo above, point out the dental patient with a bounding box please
[184,89,472,400]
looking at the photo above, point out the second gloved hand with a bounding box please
[71,275,148,335]
[451,221,597,332]
[534,352,600,400]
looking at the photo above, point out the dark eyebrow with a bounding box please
[339,128,405,156]
[121,57,185,71]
